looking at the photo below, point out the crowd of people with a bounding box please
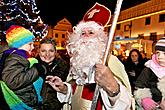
[0,2,165,110]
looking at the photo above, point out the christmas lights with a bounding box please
[0,0,47,44]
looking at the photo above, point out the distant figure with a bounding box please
[117,54,126,64]
[140,50,149,62]
[134,37,165,110]
[124,49,145,93]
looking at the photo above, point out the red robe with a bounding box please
[72,83,103,110]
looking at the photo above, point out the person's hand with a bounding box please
[95,64,119,97]
[141,97,158,110]
[160,99,165,109]
[46,76,68,94]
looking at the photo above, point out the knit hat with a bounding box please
[6,25,35,48]
[155,37,165,51]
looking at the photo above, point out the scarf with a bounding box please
[145,54,165,78]
[0,48,43,110]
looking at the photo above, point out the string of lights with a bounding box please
[0,0,48,44]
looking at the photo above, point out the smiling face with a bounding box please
[66,22,108,84]
[39,43,56,64]
[156,50,165,66]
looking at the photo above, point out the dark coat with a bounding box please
[37,57,70,110]
[0,49,42,109]
[135,67,162,102]
[124,60,145,92]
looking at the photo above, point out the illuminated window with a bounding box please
[124,25,130,32]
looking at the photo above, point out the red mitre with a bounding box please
[83,2,111,27]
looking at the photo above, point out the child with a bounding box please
[134,37,165,110]
[0,25,46,110]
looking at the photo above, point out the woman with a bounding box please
[134,37,165,110]
[37,37,69,110]
[124,49,145,93]
[0,25,46,110]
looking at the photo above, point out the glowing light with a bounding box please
[0,0,48,39]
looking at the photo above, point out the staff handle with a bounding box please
[90,0,124,109]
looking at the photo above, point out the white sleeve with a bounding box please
[100,82,132,110]
[57,82,72,104]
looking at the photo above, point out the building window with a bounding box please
[125,36,129,38]
[150,32,157,42]
[159,14,165,22]
[116,24,121,30]
[138,34,144,39]
[55,33,58,38]
[124,25,130,32]
[145,17,151,25]
[62,34,65,38]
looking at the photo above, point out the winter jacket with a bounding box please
[134,67,163,109]
[37,57,70,110]
[124,60,145,92]
[1,49,44,109]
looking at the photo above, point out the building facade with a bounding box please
[108,0,165,58]
[47,18,72,50]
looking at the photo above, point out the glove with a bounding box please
[33,63,47,79]
[141,97,158,110]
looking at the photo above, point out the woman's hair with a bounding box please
[39,37,56,49]
[126,49,143,63]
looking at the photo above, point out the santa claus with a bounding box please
[46,2,132,110]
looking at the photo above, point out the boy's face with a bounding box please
[156,50,165,66]
[39,43,56,64]
[19,42,34,55]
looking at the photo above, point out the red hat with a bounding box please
[83,2,111,27]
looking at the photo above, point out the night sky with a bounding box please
[37,0,150,26]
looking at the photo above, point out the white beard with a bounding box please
[66,32,107,85]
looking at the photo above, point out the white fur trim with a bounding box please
[134,88,152,104]
[157,77,165,99]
